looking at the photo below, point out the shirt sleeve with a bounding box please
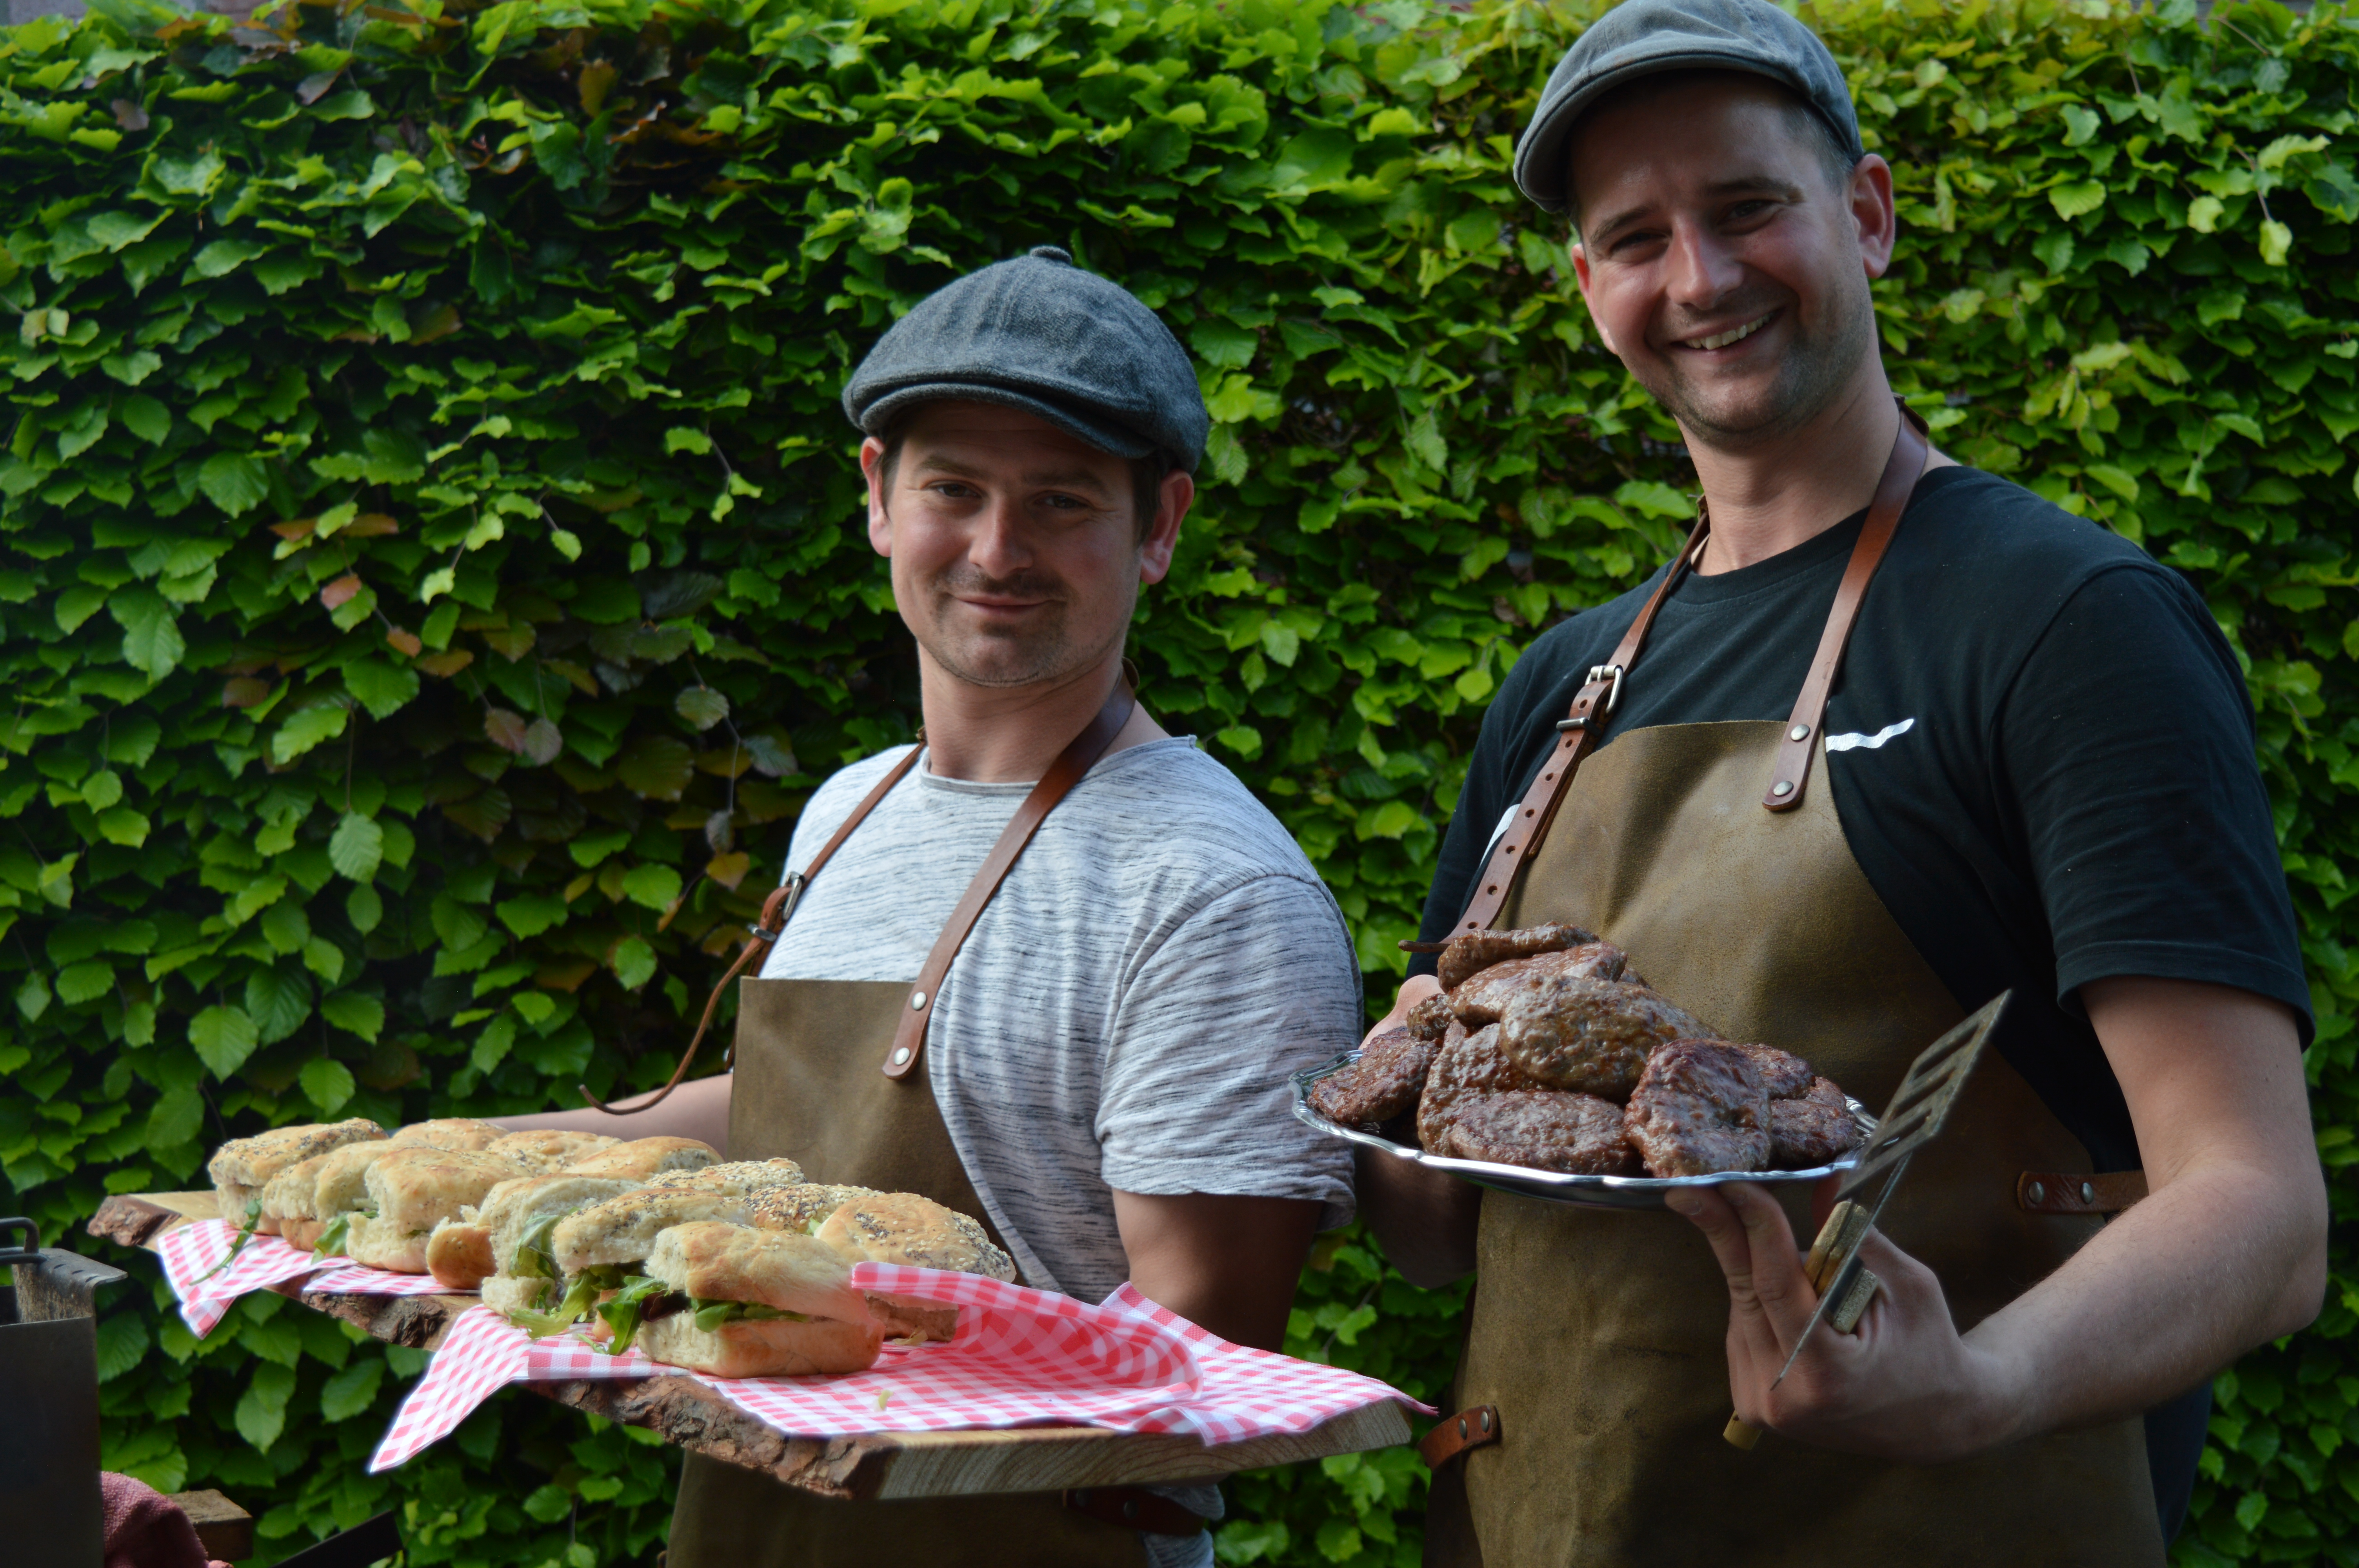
[1999,563,2310,1036]
[1094,874,1361,1228]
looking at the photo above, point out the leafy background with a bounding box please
[0,0,2352,1561]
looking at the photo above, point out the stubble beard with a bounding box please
[1639,272,1877,448]
[916,564,1132,691]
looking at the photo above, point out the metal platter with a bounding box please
[1291,1051,1876,1212]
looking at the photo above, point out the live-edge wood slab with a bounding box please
[88,1191,1412,1501]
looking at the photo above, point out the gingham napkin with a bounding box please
[158,1218,468,1336]
[156,1220,327,1336]
[370,1263,1423,1472]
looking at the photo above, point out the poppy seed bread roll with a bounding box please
[257,1152,334,1239]
[634,1306,884,1380]
[645,1222,869,1324]
[815,1192,1016,1281]
[346,1149,529,1273]
[642,1158,805,1196]
[389,1118,509,1152]
[550,1190,761,1277]
[483,1175,646,1274]
[749,1184,882,1235]
[563,1137,720,1181]
[426,1218,496,1289]
[208,1119,385,1218]
[486,1130,620,1173]
[313,1140,408,1219]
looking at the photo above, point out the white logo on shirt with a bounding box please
[1825,717,1916,753]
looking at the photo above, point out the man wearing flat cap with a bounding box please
[514,248,1359,1566]
[1356,1,2325,1562]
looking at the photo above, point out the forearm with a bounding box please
[1965,1154,2326,1445]
[493,1071,735,1152]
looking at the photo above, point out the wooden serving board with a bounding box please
[88,1192,1411,1501]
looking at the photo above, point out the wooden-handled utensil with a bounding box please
[1724,991,2010,1449]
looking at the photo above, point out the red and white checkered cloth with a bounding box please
[370,1263,1425,1472]
[157,1219,467,1336]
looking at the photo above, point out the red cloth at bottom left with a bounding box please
[101,1473,229,1568]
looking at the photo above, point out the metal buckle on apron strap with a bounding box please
[1556,664,1625,731]
[1062,1486,1208,1536]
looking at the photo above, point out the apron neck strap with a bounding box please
[1439,396,1928,938]
[578,678,1137,1113]
[882,677,1137,1081]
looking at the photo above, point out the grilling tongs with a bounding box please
[1723,990,2010,1450]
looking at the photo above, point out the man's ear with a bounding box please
[1138,468,1193,586]
[860,436,892,556]
[1569,242,1617,356]
[1850,154,1899,281]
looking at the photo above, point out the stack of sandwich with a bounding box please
[206,1122,1016,1379]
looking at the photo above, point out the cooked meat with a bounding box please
[1451,942,1630,1027]
[1418,1022,1554,1153]
[1307,1027,1440,1127]
[1434,922,1600,991]
[1731,1042,1816,1100]
[1623,1040,1770,1177]
[1498,975,1707,1099]
[1769,1077,1863,1168]
[1405,992,1457,1042]
[1446,1091,1642,1175]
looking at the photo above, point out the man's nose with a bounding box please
[1664,218,1744,313]
[968,494,1033,575]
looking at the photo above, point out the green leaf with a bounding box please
[119,394,171,444]
[234,1362,297,1452]
[614,735,696,800]
[2048,180,2105,220]
[346,884,384,935]
[299,1056,357,1114]
[245,965,312,1045]
[95,1313,149,1382]
[318,1359,383,1422]
[497,893,568,937]
[676,686,730,730]
[189,1005,260,1078]
[271,703,350,765]
[610,936,657,990]
[109,586,183,680]
[196,452,270,517]
[619,864,682,911]
[191,238,269,278]
[145,1084,201,1148]
[329,813,385,882]
[260,899,309,955]
[321,992,385,1042]
[344,659,420,720]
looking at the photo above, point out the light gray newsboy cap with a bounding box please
[843,247,1210,474]
[1513,0,1864,214]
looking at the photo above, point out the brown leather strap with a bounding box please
[1445,523,1706,936]
[1762,400,1930,812]
[579,744,931,1114]
[883,681,1135,1079]
[1419,1405,1501,1468]
[2017,1170,2148,1214]
[1061,1486,1207,1536]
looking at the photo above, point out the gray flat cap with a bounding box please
[1514,0,1863,214]
[843,247,1210,474]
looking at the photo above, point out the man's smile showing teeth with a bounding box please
[1681,312,1774,351]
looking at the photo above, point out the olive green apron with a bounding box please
[1424,423,2161,1565]
[667,690,1152,1568]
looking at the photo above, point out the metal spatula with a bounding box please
[1723,990,2010,1449]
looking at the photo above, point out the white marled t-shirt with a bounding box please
[755,736,1359,1299]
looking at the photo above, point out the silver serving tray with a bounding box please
[1292,1050,1875,1211]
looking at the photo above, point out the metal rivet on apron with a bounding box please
[1458,1417,1469,1438]
[909,989,927,1010]
[1771,780,1794,797]
[1480,1409,1492,1432]
[891,1047,911,1066]
[2080,1181,2095,1204]
[1121,1500,1140,1521]
[1789,724,1810,742]
[2027,1181,2046,1205]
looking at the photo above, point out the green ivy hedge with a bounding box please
[0,0,2351,1561]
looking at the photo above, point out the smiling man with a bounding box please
[513,248,1360,1566]
[1354,2,2326,1564]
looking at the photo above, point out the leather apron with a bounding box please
[1428,419,2162,1566]
[668,694,1151,1568]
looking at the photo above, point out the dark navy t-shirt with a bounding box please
[1412,465,2308,1538]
